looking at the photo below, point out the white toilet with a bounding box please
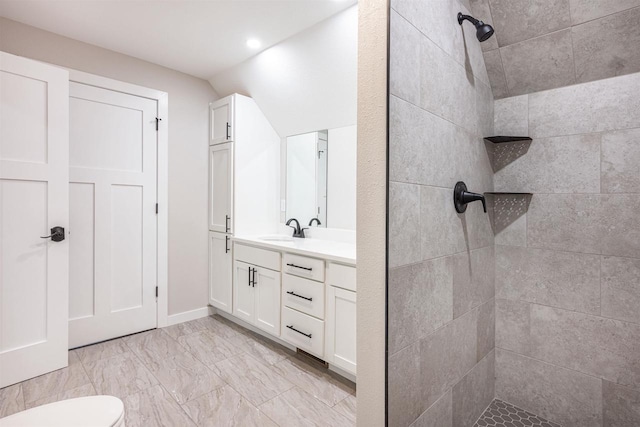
[0,396,124,427]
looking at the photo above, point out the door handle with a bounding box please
[225,236,230,253]
[248,267,253,287]
[286,325,312,339]
[226,122,230,140]
[225,215,230,232]
[41,226,65,242]
[251,267,257,287]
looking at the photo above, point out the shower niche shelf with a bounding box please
[485,192,532,196]
[484,136,532,143]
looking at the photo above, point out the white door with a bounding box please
[209,231,232,313]
[0,52,69,387]
[233,261,254,324]
[210,96,234,145]
[209,143,233,233]
[68,81,157,348]
[326,286,356,375]
[255,267,281,336]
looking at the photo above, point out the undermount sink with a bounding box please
[258,235,295,242]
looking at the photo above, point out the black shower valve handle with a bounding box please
[453,181,487,214]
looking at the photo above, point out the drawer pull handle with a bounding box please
[287,291,313,301]
[286,263,312,271]
[286,325,312,338]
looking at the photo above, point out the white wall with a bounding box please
[209,5,357,138]
[0,17,219,316]
[327,125,357,230]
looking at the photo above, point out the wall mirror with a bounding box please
[285,125,356,231]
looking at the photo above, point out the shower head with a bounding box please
[457,12,494,42]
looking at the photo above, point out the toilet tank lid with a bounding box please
[0,396,124,427]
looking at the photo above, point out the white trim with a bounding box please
[167,307,210,326]
[67,69,170,328]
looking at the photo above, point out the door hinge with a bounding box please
[156,286,158,298]
[156,203,159,214]
[155,117,162,131]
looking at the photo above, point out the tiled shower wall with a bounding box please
[387,0,495,425]
[493,72,640,426]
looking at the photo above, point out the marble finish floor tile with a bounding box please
[146,351,225,404]
[84,352,158,399]
[123,329,186,365]
[271,357,353,406]
[2,315,357,426]
[474,399,561,427]
[177,330,243,368]
[211,353,294,406]
[0,383,24,418]
[21,353,91,404]
[123,384,195,427]
[260,387,354,427]
[181,385,277,427]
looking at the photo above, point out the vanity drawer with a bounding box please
[281,306,324,358]
[327,263,356,292]
[283,253,325,282]
[234,243,281,271]
[282,274,325,319]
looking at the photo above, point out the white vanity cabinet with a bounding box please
[233,244,282,337]
[325,263,357,375]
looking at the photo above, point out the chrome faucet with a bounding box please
[286,218,307,238]
[308,218,322,227]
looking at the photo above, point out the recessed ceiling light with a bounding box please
[246,39,261,49]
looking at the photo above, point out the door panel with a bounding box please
[68,81,157,348]
[210,97,233,145]
[209,231,232,313]
[326,286,356,375]
[255,268,281,336]
[233,261,254,324]
[0,51,69,388]
[209,143,232,233]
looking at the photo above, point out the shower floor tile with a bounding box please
[475,399,561,427]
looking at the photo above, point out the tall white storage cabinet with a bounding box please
[208,94,280,314]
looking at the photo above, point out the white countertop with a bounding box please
[232,235,356,266]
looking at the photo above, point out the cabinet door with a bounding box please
[254,267,281,337]
[210,96,234,144]
[209,232,232,313]
[326,286,356,375]
[209,143,233,233]
[233,261,254,324]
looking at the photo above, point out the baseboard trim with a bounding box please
[166,307,210,326]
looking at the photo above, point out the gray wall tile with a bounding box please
[602,128,640,193]
[527,194,602,254]
[452,350,495,427]
[570,0,640,24]
[420,311,478,409]
[390,11,421,105]
[602,256,640,325]
[573,7,640,84]
[483,49,510,99]
[494,134,601,194]
[453,246,495,318]
[477,300,496,362]
[420,186,466,260]
[410,390,453,427]
[500,30,576,96]
[601,194,640,258]
[388,257,454,355]
[603,381,640,427]
[528,72,640,138]
[494,95,528,136]
[389,181,421,268]
[495,349,603,427]
[491,196,528,247]
[389,342,424,427]
[489,0,571,47]
[496,246,600,314]
[495,298,530,355]
[530,304,640,389]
